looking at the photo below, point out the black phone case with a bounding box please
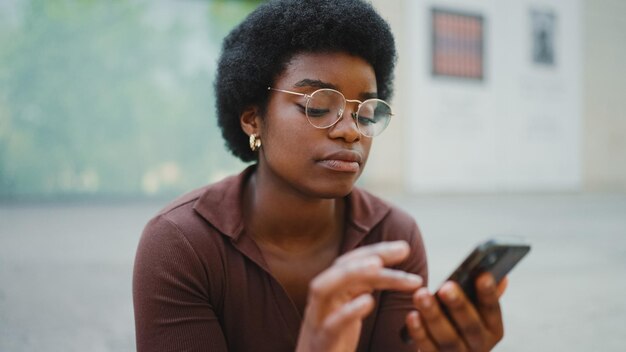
[445,239,531,304]
[401,239,530,344]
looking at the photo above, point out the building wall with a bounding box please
[362,0,409,192]
[583,0,626,192]
[367,0,626,193]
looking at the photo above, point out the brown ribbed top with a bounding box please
[132,166,428,351]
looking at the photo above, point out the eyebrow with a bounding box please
[293,79,378,100]
[294,79,337,90]
[361,92,378,100]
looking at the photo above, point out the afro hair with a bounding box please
[215,0,397,162]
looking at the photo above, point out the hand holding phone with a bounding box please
[401,238,531,344]
[441,238,530,306]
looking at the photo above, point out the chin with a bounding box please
[317,189,353,199]
[305,178,357,199]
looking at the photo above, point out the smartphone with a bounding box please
[400,238,531,343]
[440,238,531,305]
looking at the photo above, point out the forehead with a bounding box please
[276,52,377,93]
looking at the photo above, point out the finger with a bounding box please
[496,276,508,298]
[323,293,375,333]
[438,281,486,351]
[405,311,438,352]
[371,268,424,291]
[335,241,410,267]
[310,257,423,301]
[413,288,468,352]
[475,273,504,338]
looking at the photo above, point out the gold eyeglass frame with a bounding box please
[267,87,394,137]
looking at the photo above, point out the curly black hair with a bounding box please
[215,0,397,162]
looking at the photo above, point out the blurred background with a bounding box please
[0,0,254,201]
[1,0,625,351]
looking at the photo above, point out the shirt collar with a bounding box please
[193,165,391,243]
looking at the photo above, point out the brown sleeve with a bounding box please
[132,215,228,352]
[367,220,428,352]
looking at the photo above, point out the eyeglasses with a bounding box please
[267,87,394,137]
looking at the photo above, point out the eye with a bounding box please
[357,115,377,125]
[296,103,309,114]
[307,107,331,118]
[356,105,376,125]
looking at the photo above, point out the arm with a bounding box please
[132,215,228,352]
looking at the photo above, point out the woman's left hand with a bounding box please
[404,273,508,352]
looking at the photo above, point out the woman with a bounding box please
[133,0,507,351]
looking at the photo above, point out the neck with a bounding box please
[243,166,345,251]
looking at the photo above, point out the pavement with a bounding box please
[1,193,625,351]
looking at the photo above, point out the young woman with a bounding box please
[133,1,507,351]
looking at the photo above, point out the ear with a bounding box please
[240,105,262,137]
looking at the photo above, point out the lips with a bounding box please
[317,150,363,172]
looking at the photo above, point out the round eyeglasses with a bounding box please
[267,87,394,137]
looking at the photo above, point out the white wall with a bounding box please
[368,0,584,193]
[364,0,409,192]
[403,0,582,192]
[583,0,626,192]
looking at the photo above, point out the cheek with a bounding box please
[361,139,373,163]
[261,111,312,160]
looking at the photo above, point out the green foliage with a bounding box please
[0,0,262,199]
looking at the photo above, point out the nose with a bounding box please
[328,104,361,142]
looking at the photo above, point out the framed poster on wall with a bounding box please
[531,9,557,66]
[431,8,484,80]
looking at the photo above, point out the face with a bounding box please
[254,52,377,199]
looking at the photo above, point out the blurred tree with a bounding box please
[0,0,262,200]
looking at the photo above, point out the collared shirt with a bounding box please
[133,166,428,351]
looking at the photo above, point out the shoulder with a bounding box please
[146,168,248,240]
[137,170,247,270]
[143,185,209,241]
[139,184,212,257]
[350,187,420,240]
[134,174,246,306]
[137,184,214,273]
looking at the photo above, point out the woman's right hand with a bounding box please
[295,241,424,352]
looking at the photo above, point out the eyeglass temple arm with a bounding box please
[267,87,308,98]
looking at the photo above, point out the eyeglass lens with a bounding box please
[305,89,392,137]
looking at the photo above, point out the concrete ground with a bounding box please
[1,193,625,351]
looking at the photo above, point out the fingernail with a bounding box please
[406,273,423,285]
[386,241,407,251]
[444,285,457,302]
[418,290,432,308]
[411,313,421,329]
[483,275,495,290]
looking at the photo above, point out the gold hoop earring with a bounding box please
[249,134,261,151]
